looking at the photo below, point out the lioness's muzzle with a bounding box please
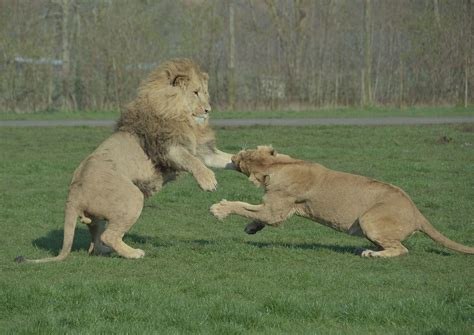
[231,155,241,171]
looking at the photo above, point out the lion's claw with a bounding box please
[197,169,217,192]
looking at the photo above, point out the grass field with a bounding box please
[0,106,472,121]
[1,123,473,334]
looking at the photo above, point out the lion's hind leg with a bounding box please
[87,217,113,256]
[100,184,146,259]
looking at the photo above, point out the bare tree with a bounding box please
[57,0,75,110]
[0,0,470,112]
[463,0,472,107]
[362,0,373,106]
[228,1,236,110]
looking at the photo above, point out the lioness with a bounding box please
[16,59,233,263]
[211,146,474,257]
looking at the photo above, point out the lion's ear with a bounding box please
[172,74,190,88]
[166,69,190,88]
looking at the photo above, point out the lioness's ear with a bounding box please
[257,145,276,156]
[249,172,268,187]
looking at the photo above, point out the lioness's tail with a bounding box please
[15,204,79,264]
[419,216,474,254]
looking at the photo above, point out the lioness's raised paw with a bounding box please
[210,200,231,220]
[197,168,217,192]
[244,221,266,234]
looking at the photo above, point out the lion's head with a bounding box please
[116,58,215,169]
[136,58,211,123]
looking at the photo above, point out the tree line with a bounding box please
[0,0,471,113]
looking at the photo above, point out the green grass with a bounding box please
[1,124,473,334]
[0,110,121,121]
[215,106,474,119]
[0,106,473,120]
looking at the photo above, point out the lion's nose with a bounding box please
[205,106,211,114]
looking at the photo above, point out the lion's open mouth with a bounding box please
[194,115,208,124]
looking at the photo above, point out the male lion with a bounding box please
[16,59,233,263]
[210,146,474,257]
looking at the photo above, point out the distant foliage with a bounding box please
[0,0,471,112]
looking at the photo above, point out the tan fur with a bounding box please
[211,146,474,257]
[16,59,233,263]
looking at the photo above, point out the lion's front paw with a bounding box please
[127,248,145,259]
[197,168,217,192]
[210,200,231,220]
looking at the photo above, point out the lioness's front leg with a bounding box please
[210,200,263,220]
[168,145,217,191]
[210,197,295,226]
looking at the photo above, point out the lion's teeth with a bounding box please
[194,116,206,124]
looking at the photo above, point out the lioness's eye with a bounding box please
[194,91,199,96]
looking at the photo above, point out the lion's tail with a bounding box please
[15,204,79,264]
[419,216,474,254]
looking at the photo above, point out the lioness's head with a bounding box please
[232,146,278,186]
[232,146,275,172]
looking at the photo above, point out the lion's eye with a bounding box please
[194,91,199,96]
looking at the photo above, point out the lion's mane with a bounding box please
[116,58,215,169]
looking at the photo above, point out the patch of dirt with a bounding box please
[457,124,474,133]
[437,135,453,144]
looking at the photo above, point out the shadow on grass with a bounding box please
[33,228,364,256]
[32,228,90,254]
[126,235,218,248]
[425,248,452,256]
[248,242,459,256]
[31,228,202,254]
[32,228,161,254]
[246,241,361,255]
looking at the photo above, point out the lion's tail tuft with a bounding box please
[15,204,79,264]
[14,256,26,263]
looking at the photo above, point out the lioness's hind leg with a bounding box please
[87,218,112,256]
[360,241,408,257]
[359,206,409,258]
[100,187,145,259]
